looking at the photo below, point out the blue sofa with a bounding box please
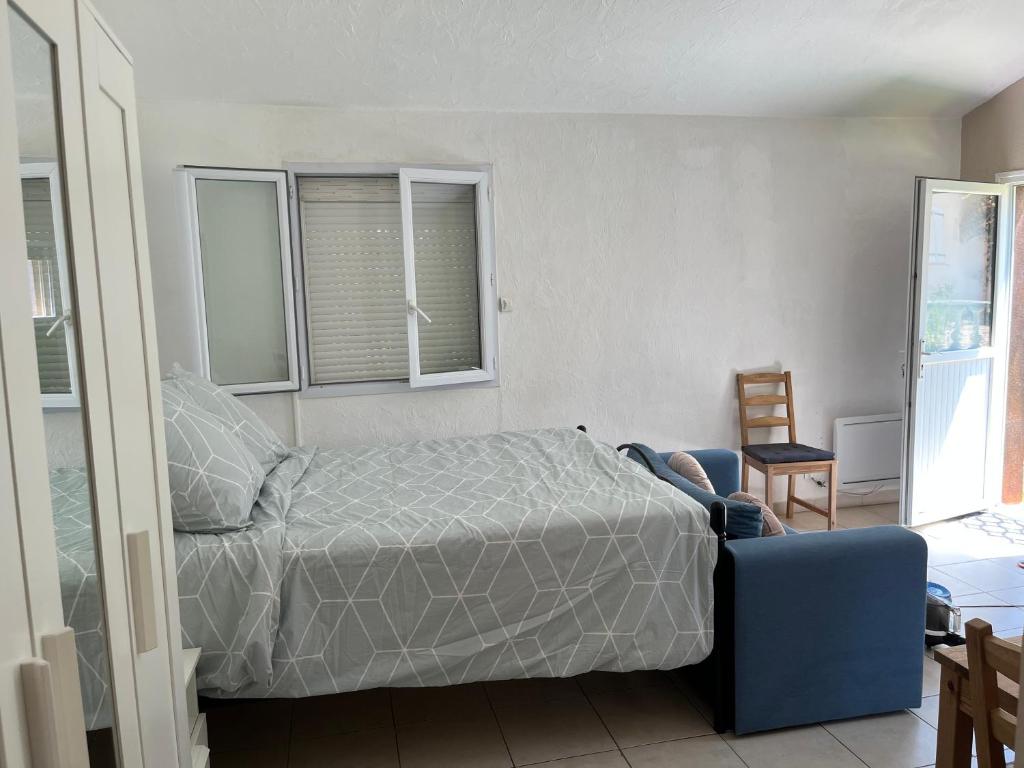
[678,449,928,734]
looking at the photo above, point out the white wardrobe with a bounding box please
[0,0,187,766]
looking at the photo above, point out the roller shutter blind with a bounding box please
[299,177,409,384]
[22,176,73,396]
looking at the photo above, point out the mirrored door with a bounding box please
[7,4,118,765]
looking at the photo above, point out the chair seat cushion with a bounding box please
[743,442,835,464]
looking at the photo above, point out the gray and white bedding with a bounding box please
[54,427,716,722]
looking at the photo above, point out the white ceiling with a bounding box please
[92,0,1024,118]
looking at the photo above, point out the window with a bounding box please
[178,164,497,396]
[178,167,299,393]
[21,163,78,408]
[293,166,497,392]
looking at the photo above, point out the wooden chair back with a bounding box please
[965,618,1022,768]
[736,371,797,447]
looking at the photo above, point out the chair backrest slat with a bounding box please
[985,635,1022,680]
[966,618,1017,768]
[736,370,798,447]
[746,416,790,429]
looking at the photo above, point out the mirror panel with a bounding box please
[8,6,118,765]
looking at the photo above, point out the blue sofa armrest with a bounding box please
[657,449,740,497]
[725,525,927,734]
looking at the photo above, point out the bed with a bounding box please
[55,426,717,723]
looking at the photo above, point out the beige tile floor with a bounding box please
[204,503,1024,768]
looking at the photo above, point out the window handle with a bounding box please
[407,300,432,324]
[45,308,72,338]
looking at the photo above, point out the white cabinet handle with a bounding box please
[127,530,159,653]
[22,659,60,768]
[22,628,88,767]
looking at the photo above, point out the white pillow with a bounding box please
[164,364,288,472]
[162,385,264,533]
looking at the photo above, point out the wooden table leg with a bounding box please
[936,666,974,768]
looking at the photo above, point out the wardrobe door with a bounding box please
[77,5,187,766]
[0,0,145,764]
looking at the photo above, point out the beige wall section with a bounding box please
[962,76,1024,181]
[137,102,960,468]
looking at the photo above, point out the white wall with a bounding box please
[137,102,960,477]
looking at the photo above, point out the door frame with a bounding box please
[901,177,1014,527]
[995,170,1024,505]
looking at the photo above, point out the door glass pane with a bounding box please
[923,191,997,353]
[8,6,118,765]
[410,181,482,375]
[194,178,289,385]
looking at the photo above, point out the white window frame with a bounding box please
[287,162,499,397]
[20,162,79,409]
[177,166,300,394]
[399,167,496,388]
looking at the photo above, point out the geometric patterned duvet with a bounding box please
[58,428,717,718]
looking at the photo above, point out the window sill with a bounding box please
[299,376,499,399]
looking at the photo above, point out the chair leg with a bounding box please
[786,475,796,520]
[763,468,773,515]
[827,461,838,531]
[741,458,749,493]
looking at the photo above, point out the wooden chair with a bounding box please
[736,371,839,530]
[965,618,1023,768]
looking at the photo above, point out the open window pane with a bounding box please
[400,168,494,388]
[21,167,77,405]
[409,181,482,375]
[181,168,298,392]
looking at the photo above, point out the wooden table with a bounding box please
[934,636,1020,768]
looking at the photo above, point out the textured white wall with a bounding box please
[136,102,960,473]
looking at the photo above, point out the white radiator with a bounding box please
[833,413,903,490]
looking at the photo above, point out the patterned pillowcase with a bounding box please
[162,386,265,533]
[164,364,288,472]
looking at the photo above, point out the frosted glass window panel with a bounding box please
[922,192,997,354]
[409,181,482,375]
[195,178,290,386]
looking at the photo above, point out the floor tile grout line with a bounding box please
[719,736,752,768]
[481,680,517,767]
[388,688,402,768]
[819,722,880,768]
[516,747,623,767]
[284,700,295,768]
[576,678,622,751]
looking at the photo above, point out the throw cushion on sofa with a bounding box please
[728,491,786,537]
[667,451,715,492]
[624,443,763,539]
